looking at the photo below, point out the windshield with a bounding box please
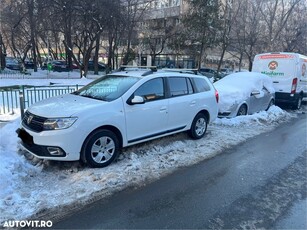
[73,75,140,101]
[6,58,18,64]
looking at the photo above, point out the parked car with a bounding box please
[50,60,69,72]
[24,59,34,69]
[87,61,106,71]
[199,67,224,81]
[214,72,275,118]
[220,68,233,76]
[17,69,219,168]
[51,60,78,72]
[5,57,22,71]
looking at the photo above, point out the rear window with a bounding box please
[168,77,193,97]
[193,78,211,92]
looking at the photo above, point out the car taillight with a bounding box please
[215,89,219,103]
[291,78,298,94]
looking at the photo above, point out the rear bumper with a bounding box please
[275,92,299,104]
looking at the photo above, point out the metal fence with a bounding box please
[0,85,83,115]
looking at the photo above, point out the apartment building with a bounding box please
[135,0,242,69]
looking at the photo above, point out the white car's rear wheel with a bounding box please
[189,113,208,139]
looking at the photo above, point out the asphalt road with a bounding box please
[53,112,307,229]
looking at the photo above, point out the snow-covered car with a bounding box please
[214,72,275,118]
[17,69,219,168]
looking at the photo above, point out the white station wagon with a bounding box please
[17,69,219,167]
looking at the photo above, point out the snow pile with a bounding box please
[0,77,95,121]
[0,121,41,210]
[0,106,295,224]
[214,106,288,126]
[214,72,275,112]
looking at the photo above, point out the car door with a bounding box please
[124,78,169,144]
[167,77,196,131]
[249,86,271,113]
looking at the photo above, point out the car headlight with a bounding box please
[43,117,78,130]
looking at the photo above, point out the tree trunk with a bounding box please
[28,0,37,72]
[94,34,101,75]
[0,34,5,70]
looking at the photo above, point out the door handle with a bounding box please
[190,101,196,106]
[160,106,167,112]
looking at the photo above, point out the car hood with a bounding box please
[27,94,107,118]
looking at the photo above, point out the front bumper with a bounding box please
[218,111,232,118]
[17,128,67,158]
[16,126,82,161]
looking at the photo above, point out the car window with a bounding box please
[73,75,139,101]
[187,78,194,94]
[193,78,211,92]
[262,86,269,93]
[168,77,193,97]
[134,78,164,102]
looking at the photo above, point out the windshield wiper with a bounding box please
[80,94,106,101]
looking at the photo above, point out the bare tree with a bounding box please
[216,0,241,71]
[140,17,179,66]
[1,1,32,64]
[260,0,302,51]
[279,0,307,53]
[229,0,265,71]
[182,0,221,68]
[120,0,152,65]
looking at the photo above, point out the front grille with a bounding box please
[22,111,48,132]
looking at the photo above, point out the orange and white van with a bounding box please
[252,52,307,109]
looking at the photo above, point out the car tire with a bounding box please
[188,113,208,139]
[266,99,274,111]
[292,95,302,110]
[82,129,120,168]
[237,104,247,116]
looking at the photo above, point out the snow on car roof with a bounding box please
[214,72,275,112]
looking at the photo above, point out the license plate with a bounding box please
[17,128,34,145]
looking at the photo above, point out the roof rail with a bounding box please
[161,68,199,75]
[120,65,157,72]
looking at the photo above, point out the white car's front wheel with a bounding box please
[237,104,247,116]
[82,129,120,168]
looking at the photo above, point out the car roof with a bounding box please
[110,69,206,79]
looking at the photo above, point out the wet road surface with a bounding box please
[53,113,307,229]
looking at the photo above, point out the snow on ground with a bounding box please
[0,105,296,224]
[0,72,96,121]
[0,70,96,88]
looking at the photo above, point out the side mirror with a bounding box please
[128,95,145,105]
[251,90,260,96]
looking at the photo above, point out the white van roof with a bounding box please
[254,52,307,60]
